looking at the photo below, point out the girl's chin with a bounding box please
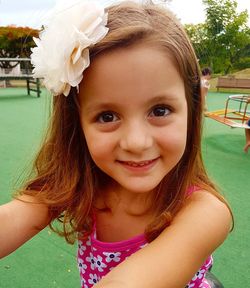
[111,181,160,195]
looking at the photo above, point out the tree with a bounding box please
[0,26,39,69]
[202,0,250,74]
[185,0,250,74]
[185,23,211,67]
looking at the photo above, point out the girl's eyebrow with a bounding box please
[82,94,180,114]
[83,102,120,114]
[147,95,179,104]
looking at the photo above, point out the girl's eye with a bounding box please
[149,106,171,117]
[97,112,119,123]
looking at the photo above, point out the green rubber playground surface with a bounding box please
[0,88,249,287]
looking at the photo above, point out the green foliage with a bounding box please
[0,26,39,69]
[185,23,211,67]
[185,0,250,74]
[233,57,250,70]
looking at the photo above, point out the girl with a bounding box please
[0,1,232,288]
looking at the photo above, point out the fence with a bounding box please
[0,58,41,97]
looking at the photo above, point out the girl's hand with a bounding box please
[0,195,49,258]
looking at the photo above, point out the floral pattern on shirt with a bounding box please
[77,233,213,288]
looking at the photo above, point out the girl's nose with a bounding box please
[119,122,153,153]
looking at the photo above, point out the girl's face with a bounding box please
[79,44,187,194]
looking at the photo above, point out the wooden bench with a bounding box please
[0,58,41,97]
[216,77,250,91]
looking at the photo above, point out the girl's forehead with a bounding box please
[78,44,185,109]
[80,44,180,88]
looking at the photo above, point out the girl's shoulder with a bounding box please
[184,188,231,219]
[175,189,232,243]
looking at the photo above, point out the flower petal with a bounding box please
[30,0,109,96]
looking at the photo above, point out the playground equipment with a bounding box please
[205,95,250,129]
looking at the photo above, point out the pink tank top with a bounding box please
[77,188,213,288]
[77,230,212,288]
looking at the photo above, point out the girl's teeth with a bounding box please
[126,160,152,167]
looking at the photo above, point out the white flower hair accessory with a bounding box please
[31,0,109,96]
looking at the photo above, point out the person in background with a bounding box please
[201,67,212,111]
[244,120,250,153]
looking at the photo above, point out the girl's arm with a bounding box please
[95,191,232,288]
[0,195,49,258]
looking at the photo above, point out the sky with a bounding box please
[0,0,250,28]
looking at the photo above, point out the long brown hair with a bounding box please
[20,1,231,243]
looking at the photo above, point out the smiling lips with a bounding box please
[117,158,159,170]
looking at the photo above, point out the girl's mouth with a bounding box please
[117,158,159,171]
